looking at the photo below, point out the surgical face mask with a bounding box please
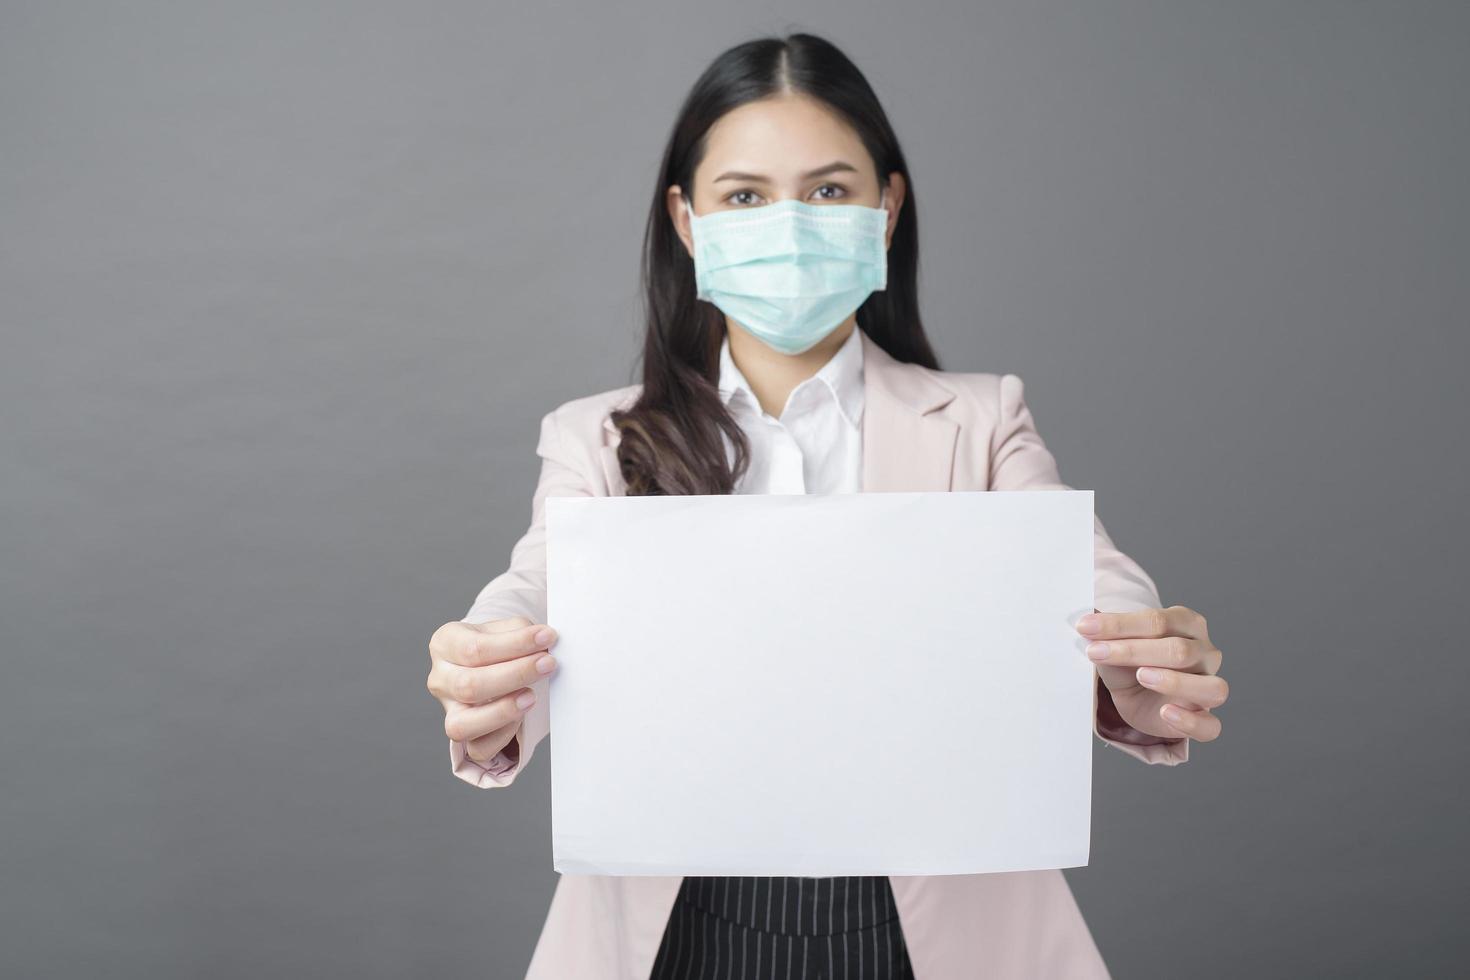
[685,188,889,355]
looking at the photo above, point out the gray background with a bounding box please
[3,2,1466,977]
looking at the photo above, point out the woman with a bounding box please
[426,33,1229,980]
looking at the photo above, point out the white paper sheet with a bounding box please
[544,490,1096,877]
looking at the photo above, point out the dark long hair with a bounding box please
[611,32,941,496]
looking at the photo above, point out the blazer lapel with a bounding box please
[599,409,629,494]
[858,329,960,492]
[598,328,960,495]
[598,442,624,497]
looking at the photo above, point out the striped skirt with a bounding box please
[648,876,916,979]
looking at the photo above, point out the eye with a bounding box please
[725,189,763,206]
[812,183,848,201]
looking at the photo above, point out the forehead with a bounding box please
[695,93,871,182]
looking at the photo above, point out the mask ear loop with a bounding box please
[684,191,707,303]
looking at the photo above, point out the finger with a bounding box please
[1159,703,1222,741]
[1085,635,1222,675]
[432,618,558,669]
[430,649,558,705]
[1076,605,1207,642]
[464,719,522,764]
[445,689,537,744]
[1134,667,1230,710]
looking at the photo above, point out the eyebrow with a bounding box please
[712,161,860,183]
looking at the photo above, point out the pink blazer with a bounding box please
[454,328,1188,979]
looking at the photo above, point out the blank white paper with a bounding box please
[544,490,1096,877]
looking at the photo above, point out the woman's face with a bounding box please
[670,92,904,256]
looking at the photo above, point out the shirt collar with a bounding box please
[717,326,865,430]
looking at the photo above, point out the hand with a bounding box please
[427,616,560,764]
[1076,605,1228,742]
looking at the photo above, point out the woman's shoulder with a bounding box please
[543,382,643,442]
[863,333,1012,411]
[899,357,1021,421]
[923,366,1046,434]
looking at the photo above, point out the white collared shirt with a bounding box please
[717,326,864,495]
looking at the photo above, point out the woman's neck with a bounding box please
[724,319,857,419]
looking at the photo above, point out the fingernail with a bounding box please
[1137,667,1162,685]
[534,628,555,646]
[1161,705,1182,723]
[515,691,535,709]
[1086,642,1110,661]
[536,655,557,674]
[1077,615,1101,635]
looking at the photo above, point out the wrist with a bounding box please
[1095,674,1183,746]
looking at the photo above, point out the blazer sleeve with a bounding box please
[989,372,1189,766]
[449,405,594,788]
